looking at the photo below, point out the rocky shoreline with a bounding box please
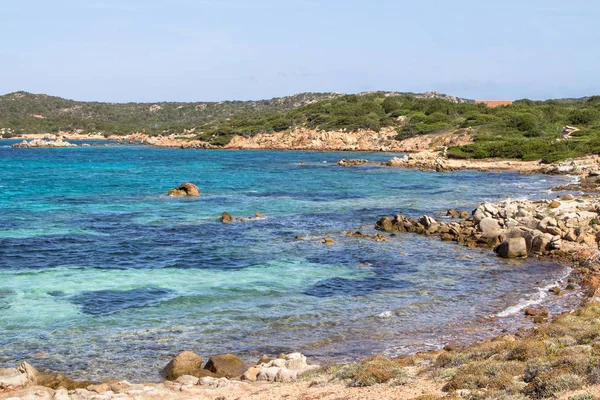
[0,351,320,400]
[339,151,600,176]
[375,194,599,259]
[7,131,600,179]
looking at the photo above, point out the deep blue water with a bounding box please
[0,140,580,381]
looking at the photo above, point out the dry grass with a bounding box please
[430,301,600,398]
[443,360,525,392]
[319,354,410,387]
[350,354,410,387]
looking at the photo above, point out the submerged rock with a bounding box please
[322,237,335,245]
[168,182,200,197]
[337,159,371,167]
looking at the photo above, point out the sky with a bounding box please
[1,0,599,102]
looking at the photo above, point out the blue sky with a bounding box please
[2,0,599,102]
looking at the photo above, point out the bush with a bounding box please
[507,340,547,361]
[569,108,600,125]
[342,354,409,387]
[443,360,525,392]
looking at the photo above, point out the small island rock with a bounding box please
[168,182,200,197]
[222,212,233,223]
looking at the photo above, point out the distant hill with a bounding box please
[2,90,600,163]
[0,91,341,137]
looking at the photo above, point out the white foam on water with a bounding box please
[496,267,572,317]
[377,311,393,318]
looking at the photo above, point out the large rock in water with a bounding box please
[479,217,500,238]
[161,351,204,380]
[204,354,246,378]
[221,212,233,223]
[494,237,527,259]
[168,182,200,197]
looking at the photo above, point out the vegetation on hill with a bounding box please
[2,90,600,162]
[0,91,340,137]
[199,93,600,162]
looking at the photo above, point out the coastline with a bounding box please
[6,130,600,178]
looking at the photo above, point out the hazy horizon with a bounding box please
[2,0,599,103]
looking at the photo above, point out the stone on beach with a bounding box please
[255,352,320,382]
[161,351,204,380]
[0,362,39,388]
[203,353,247,379]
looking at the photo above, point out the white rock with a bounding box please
[271,359,286,368]
[285,353,308,370]
[275,368,298,382]
[174,375,199,386]
[0,367,28,388]
[257,367,281,382]
[53,388,70,400]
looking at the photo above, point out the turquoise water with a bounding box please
[0,141,578,381]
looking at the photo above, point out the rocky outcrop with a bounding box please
[161,351,204,380]
[221,212,233,223]
[381,152,600,175]
[168,183,200,197]
[224,128,473,152]
[0,351,320,399]
[0,362,39,389]
[385,151,454,172]
[561,125,580,140]
[12,138,77,148]
[376,196,600,259]
[121,133,213,149]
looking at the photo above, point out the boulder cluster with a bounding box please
[0,352,318,399]
[336,153,453,172]
[376,196,600,258]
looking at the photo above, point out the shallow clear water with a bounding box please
[0,141,579,381]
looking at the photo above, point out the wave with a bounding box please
[496,267,572,317]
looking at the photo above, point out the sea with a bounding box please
[0,140,582,381]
